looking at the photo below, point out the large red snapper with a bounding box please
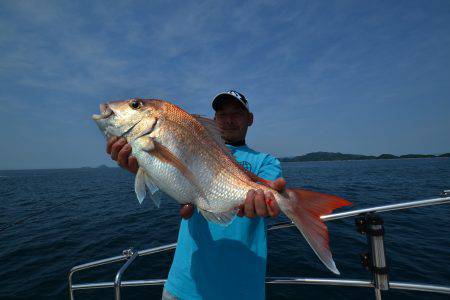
[92,98,351,274]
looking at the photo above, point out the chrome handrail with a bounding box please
[70,278,450,294]
[69,194,450,299]
[114,248,138,299]
[68,243,177,299]
[269,196,450,230]
[267,278,450,294]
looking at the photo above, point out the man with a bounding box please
[107,90,285,299]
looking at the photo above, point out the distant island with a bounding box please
[80,164,112,169]
[279,151,450,162]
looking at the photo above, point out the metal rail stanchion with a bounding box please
[356,213,389,300]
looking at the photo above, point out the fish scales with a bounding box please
[156,104,254,211]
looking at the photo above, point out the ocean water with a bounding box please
[1,158,449,299]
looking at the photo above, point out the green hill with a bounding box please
[400,154,436,159]
[280,152,447,162]
[378,154,398,159]
[281,152,375,162]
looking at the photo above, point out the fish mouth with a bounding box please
[92,103,114,120]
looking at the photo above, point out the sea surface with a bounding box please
[1,158,449,299]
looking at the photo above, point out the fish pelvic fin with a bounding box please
[135,168,147,204]
[134,167,162,207]
[278,189,352,275]
[198,208,237,226]
[143,171,162,208]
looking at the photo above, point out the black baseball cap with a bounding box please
[212,90,250,112]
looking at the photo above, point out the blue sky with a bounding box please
[1,0,449,170]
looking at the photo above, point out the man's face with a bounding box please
[214,98,253,143]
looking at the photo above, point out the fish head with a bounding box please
[92,98,162,140]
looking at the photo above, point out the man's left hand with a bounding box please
[237,177,286,218]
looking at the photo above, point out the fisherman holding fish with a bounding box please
[106,90,285,299]
[97,90,350,299]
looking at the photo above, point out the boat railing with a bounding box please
[69,193,450,300]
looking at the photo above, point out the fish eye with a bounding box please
[130,100,142,110]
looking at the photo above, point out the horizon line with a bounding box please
[1,151,448,172]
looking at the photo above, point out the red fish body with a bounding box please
[93,98,352,274]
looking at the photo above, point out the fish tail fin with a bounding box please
[278,189,352,274]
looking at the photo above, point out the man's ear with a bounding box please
[247,112,254,126]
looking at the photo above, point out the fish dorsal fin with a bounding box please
[134,168,162,207]
[192,115,233,158]
[198,208,237,226]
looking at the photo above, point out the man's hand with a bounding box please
[180,203,195,219]
[106,137,139,174]
[179,177,286,220]
[237,177,285,218]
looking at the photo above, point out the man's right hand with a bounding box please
[106,137,139,174]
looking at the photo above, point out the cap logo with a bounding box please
[228,91,241,100]
[228,90,247,104]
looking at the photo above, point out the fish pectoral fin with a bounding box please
[143,172,162,208]
[133,136,155,152]
[135,168,147,204]
[147,141,206,199]
[198,208,237,226]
